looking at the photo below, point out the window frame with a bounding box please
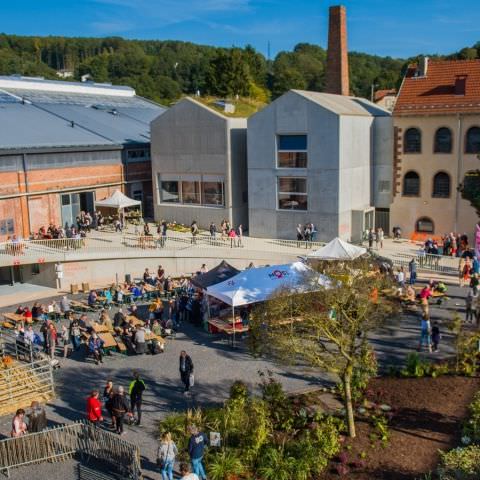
[416,217,434,234]
[403,127,422,154]
[402,170,421,197]
[277,176,308,211]
[433,127,453,154]
[277,134,308,169]
[432,171,451,198]
[465,126,480,154]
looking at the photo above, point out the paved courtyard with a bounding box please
[0,276,471,479]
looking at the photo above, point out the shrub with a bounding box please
[462,391,480,444]
[438,446,480,479]
[208,451,245,480]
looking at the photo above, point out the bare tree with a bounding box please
[249,258,398,438]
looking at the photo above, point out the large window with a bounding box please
[159,175,224,206]
[434,127,452,154]
[432,172,450,198]
[181,181,201,204]
[466,126,480,154]
[277,135,307,168]
[278,177,307,210]
[202,181,224,206]
[416,217,434,233]
[160,181,180,203]
[403,171,420,196]
[404,128,422,153]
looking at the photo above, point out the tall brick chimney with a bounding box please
[325,5,349,96]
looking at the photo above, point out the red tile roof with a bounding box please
[374,89,396,102]
[394,59,480,115]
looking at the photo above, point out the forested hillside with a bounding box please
[0,34,478,105]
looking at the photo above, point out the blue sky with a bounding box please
[1,0,480,58]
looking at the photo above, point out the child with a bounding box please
[431,321,441,352]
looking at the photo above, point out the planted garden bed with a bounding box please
[325,376,480,479]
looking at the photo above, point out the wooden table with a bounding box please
[145,332,165,345]
[3,312,31,324]
[126,315,145,327]
[70,300,94,312]
[92,323,110,333]
[98,332,117,348]
[208,318,249,335]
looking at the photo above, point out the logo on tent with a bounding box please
[227,280,235,286]
[268,270,289,279]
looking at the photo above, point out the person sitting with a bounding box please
[88,332,104,365]
[11,409,27,438]
[99,311,113,331]
[88,290,98,307]
[405,285,416,303]
[130,284,143,301]
[435,281,447,294]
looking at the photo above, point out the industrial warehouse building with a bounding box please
[0,75,165,240]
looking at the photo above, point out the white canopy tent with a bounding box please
[206,261,330,307]
[308,237,367,261]
[95,190,142,210]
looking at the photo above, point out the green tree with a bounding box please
[249,259,397,438]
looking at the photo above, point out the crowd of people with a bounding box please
[295,223,318,245]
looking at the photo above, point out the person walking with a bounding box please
[60,324,70,358]
[157,432,178,480]
[368,228,374,250]
[465,289,478,323]
[188,425,208,480]
[103,379,115,429]
[86,390,103,427]
[431,321,441,352]
[129,372,146,426]
[408,258,417,285]
[111,386,130,435]
[179,350,194,395]
[179,463,199,480]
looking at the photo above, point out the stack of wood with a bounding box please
[0,357,54,416]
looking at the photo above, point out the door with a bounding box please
[375,208,390,235]
[364,210,374,231]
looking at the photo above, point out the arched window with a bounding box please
[404,128,422,153]
[403,171,420,196]
[416,217,434,233]
[466,126,480,153]
[434,127,452,153]
[432,172,450,198]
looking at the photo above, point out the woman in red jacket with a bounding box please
[86,390,103,427]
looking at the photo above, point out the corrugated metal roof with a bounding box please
[0,79,166,149]
[292,90,391,117]
[0,103,117,150]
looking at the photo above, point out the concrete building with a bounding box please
[151,97,248,229]
[247,90,392,242]
[390,58,480,240]
[0,75,165,236]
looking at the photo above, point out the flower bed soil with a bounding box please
[324,376,480,479]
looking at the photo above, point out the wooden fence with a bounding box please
[0,421,142,479]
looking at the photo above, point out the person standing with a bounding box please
[129,372,146,426]
[188,425,208,480]
[431,321,441,352]
[377,228,384,249]
[60,324,70,358]
[27,401,47,433]
[179,350,194,394]
[46,323,57,360]
[368,229,374,250]
[86,390,103,427]
[111,386,130,435]
[103,379,115,429]
[88,333,104,365]
[209,222,217,240]
[237,224,243,247]
[418,314,432,353]
[296,224,303,247]
[466,289,478,323]
[191,221,199,245]
[408,258,417,285]
[228,227,237,248]
[157,432,178,480]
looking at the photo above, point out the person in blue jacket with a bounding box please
[188,425,208,480]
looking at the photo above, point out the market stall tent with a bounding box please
[191,260,240,290]
[308,237,367,260]
[206,261,330,307]
[95,190,142,210]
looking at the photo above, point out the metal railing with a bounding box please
[0,329,43,363]
[0,421,141,479]
[389,251,460,275]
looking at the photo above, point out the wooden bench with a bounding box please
[3,312,31,325]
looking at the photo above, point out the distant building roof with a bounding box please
[0,75,166,149]
[374,89,396,102]
[394,59,480,115]
[292,90,391,117]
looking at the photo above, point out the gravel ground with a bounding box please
[0,282,469,479]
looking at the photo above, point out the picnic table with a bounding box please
[126,315,145,327]
[70,300,95,312]
[98,332,117,349]
[92,323,110,334]
[145,332,165,345]
[3,312,32,325]
[208,318,249,337]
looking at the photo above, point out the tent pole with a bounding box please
[232,305,235,348]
